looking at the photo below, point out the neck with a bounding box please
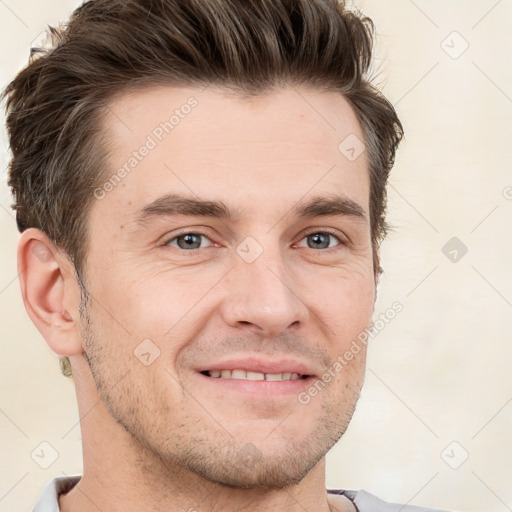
[59,453,337,512]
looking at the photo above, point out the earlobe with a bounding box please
[17,228,83,357]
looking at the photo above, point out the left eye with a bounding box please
[165,233,213,250]
[297,232,342,250]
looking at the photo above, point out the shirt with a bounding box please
[33,475,450,512]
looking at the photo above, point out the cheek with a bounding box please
[304,267,375,332]
[86,268,218,377]
[86,262,175,335]
[329,344,367,409]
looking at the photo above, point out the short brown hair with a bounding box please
[3,0,403,377]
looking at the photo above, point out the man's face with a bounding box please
[79,85,375,488]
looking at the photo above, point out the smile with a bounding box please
[201,369,308,381]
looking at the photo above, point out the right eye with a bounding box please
[163,232,215,251]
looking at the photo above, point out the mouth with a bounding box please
[196,368,316,400]
[200,369,309,381]
[194,356,319,395]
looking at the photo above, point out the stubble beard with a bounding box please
[78,295,364,491]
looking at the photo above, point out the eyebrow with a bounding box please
[134,193,367,225]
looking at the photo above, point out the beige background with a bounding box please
[1,1,511,511]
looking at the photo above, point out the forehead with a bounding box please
[93,85,369,225]
[103,85,365,151]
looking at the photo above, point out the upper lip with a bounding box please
[196,356,319,377]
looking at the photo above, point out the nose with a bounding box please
[219,242,310,337]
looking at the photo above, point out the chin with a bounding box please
[180,447,322,490]
[160,414,348,491]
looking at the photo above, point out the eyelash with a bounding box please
[162,229,347,253]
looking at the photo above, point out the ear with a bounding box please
[17,228,84,357]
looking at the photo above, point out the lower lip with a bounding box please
[196,372,315,396]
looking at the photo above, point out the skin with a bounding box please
[18,85,377,512]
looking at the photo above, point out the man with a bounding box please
[3,0,450,510]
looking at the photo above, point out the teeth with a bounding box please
[231,369,246,380]
[206,369,304,381]
[246,371,264,381]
